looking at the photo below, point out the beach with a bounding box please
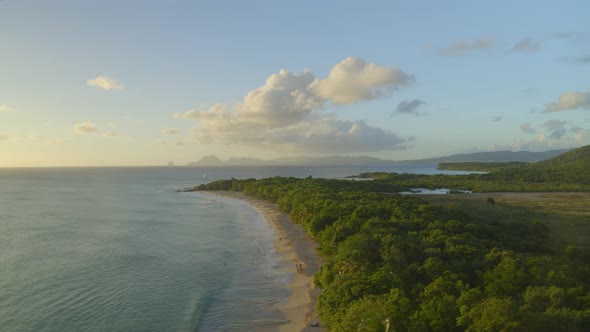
[202,191,325,332]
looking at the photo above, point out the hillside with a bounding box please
[361,145,590,192]
[486,145,590,185]
[534,145,590,168]
[438,161,528,172]
[435,145,590,185]
[402,149,569,165]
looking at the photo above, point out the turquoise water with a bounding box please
[0,165,458,331]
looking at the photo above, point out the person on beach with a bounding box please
[296,263,300,272]
[298,262,304,272]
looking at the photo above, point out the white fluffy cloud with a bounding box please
[545,91,590,112]
[435,37,496,56]
[174,57,411,154]
[74,122,97,134]
[103,131,119,138]
[311,57,412,104]
[87,76,124,90]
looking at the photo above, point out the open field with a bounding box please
[420,192,590,250]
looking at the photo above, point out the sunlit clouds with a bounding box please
[1,1,588,167]
[161,128,180,135]
[74,122,98,134]
[174,57,411,154]
[310,57,413,105]
[87,76,124,90]
[545,91,590,112]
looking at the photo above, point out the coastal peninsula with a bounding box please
[194,145,590,331]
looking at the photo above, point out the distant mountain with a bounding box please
[187,149,571,166]
[188,155,397,166]
[398,149,570,165]
[190,155,223,166]
[272,155,396,166]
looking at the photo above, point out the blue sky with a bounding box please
[1,0,589,166]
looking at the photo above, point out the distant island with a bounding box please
[187,149,569,167]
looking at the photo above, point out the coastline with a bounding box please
[200,191,325,332]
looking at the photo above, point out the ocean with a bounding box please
[0,165,465,331]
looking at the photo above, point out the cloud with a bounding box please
[491,115,503,122]
[103,131,119,138]
[520,123,536,134]
[175,57,411,154]
[74,122,97,134]
[161,128,180,135]
[558,54,590,64]
[545,91,590,112]
[512,39,541,52]
[435,37,496,56]
[310,57,412,104]
[488,139,573,152]
[25,133,38,141]
[542,120,567,139]
[158,139,188,146]
[394,99,425,116]
[490,122,590,151]
[0,133,12,141]
[44,138,64,145]
[87,76,124,90]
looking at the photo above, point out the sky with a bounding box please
[1,0,589,167]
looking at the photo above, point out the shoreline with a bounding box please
[200,191,325,332]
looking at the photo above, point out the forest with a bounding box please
[195,173,590,331]
[437,161,528,172]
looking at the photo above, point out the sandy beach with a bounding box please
[201,191,325,332]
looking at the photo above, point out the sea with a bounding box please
[0,165,470,331]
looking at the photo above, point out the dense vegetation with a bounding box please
[192,147,590,330]
[437,161,528,172]
[365,145,590,192]
[195,176,590,331]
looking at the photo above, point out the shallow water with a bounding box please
[0,165,460,331]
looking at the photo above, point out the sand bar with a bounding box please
[200,191,326,332]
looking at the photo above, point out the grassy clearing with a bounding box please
[420,192,590,250]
